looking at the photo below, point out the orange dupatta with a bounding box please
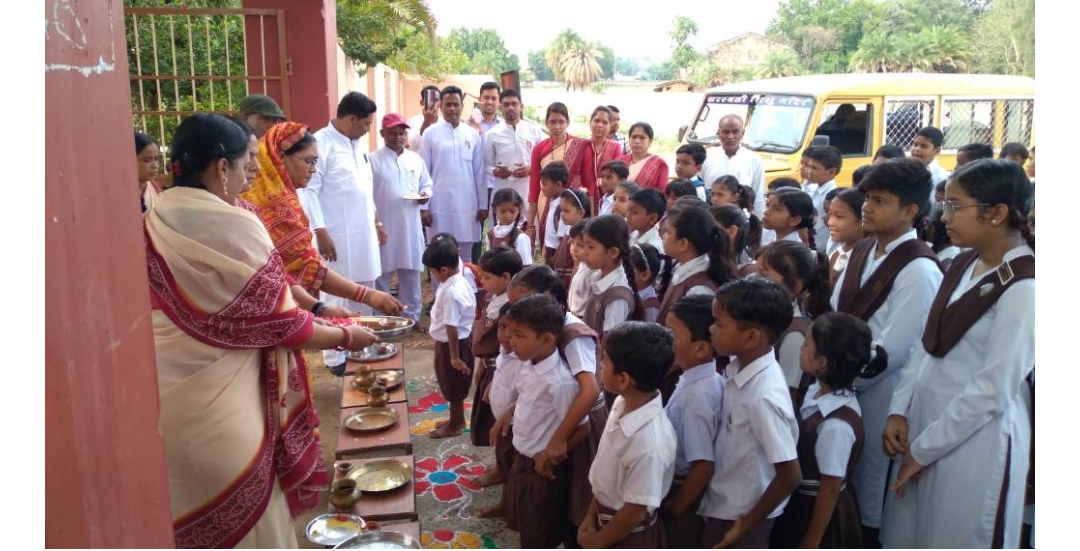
[239,122,327,292]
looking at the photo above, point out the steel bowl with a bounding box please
[333,530,423,549]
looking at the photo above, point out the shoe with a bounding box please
[328,362,347,377]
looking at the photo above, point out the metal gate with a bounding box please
[124,7,290,154]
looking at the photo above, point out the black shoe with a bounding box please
[328,362,347,377]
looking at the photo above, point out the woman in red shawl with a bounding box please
[616,121,670,190]
[528,102,584,246]
[577,105,623,213]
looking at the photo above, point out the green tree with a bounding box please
[545,29,586,81]
[597,43,616,79]
[336,0,436,69]
[669,15,701,72]
[644,60,678,81]
[922,26,970,72]
[615,57,641,76]
[755,50,804,79]
[849,32,900,72]
[559,42,604,91]
[872,0,982,36]
[767,0,884,72]
[971,0,1034,76]
[528,50,555,81]
[444,27,518,75]
[689,61,730,88]
[896,31,934,72]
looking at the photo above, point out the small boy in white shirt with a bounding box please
[626,188,665,252]
[423,236,477,439]
[598,160,628,216]
[578,321,677,548]
[700,278,801,548]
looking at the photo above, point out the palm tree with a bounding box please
[850,32,900,73]
[924,26,971,73]
[336,0,437,67]
[470,49,505,76]
[755,50,803,79]
[559,42,604,91]
[897,32,934,72]
[545,29,585,81]
[690,61,730,88]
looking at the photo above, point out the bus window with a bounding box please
[884,99,936,149]
[815,102,872,156]
[942,99,994,150]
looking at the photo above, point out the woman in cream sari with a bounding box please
[146,114,378,548]
[616,122,669,191]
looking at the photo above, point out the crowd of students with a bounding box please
[416,121,1035,548]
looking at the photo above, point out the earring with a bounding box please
[219,176,228,187]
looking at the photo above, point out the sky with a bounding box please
[426,0,785,63]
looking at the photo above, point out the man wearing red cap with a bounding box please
[370,113,433,324]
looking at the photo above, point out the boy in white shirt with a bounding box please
[578,321,677,548]
[598,160,628,216]
[626,188,665,252]
[423,237,477,439]
[504,294,585,548]
[800,146,841,253]
[700,278,801,548]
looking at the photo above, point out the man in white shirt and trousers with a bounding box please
[307,92,387,371]
[700,114,773,243]
[419,85,487,264]
[371,113,433,325]
[484,88,544,227]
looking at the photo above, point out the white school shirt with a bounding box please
[568,267,596,317]
[598,193,614,216]
[802,179,836,252]
[490,223,534,265]
[776,230,803,244]
[700,146,767,217]
[429,271,476,343]
[587,266,633,333]
[777,302,806,389]
[827,229,942,528]
[883,245,1033,548]
[512,350,584,457]
[486,292,509,320]
[699,351,799,521]
[489,349,523,420]
[419,120,486,243]
[639,286,659,323]
[799,382,860,478]
[670,255,714,298]
[665,361,725,476]
[544,197,562,250]
[629,223,664,255]
[370,146,433,272]
[564,312,597,375]
[589,393,677,513]
[483,119,544,219]
[307,122,382,282]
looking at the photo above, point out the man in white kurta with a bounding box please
[700,115,767,217]
[828,228,943,534]
[307,92,385,368]
[419,86,487,262]
[483,89,544,226]
[371,113,433,324]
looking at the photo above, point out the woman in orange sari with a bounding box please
[239,121,402,373]
[147,114,378,548]
[528,102,584,251]
[577,106,623,213]
[616,122,670,190]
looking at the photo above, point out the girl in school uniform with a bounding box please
[882,159,1035,548]
[764,187,818,248]
[825,188,867,291]
[771,312,887,549]
[505,264,605,544]
[580,214,644,339]
[566,219,593,317]
[611,181,640,218]
[756,240,834,407]
[710,203,763,277]
[552,188,592,290]
[629,243,662,323]
[488,188,534,265]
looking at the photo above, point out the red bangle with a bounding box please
[352,284,368,304]
[334,326,353,351]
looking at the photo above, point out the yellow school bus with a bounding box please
[680,73,1036,187]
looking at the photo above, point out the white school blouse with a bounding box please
[429,271,475,343]
[589,393,677,513]
[669,255,714,298]
[564,313,597,376]
[489,349,523,420]
[799,383,860,478]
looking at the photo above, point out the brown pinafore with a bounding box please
[469,293,501,447]
[771,405,866,549]
[550,235,574,291]
[836,237,941,322]
[656,271,717,405]
[776,315,813,409]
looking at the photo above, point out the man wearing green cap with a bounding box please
[239,94,286,137]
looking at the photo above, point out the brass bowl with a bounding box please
[342,407,399,433]
[350,371,378,392]
[346,459,411,493]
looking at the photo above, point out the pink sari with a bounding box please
[619,154,670,190]
[146,187,327,548]
[579,138,623,204]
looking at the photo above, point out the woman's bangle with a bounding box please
[352,284,368,304]
[311,301,327,315]
[334,326,353,351]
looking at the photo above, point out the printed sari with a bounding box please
[578,138,623,204]
[619,153,670,190]
[146,186,328,548]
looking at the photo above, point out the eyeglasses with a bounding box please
[942,201,989,216]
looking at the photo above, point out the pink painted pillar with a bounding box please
[244,0,339,129]
[45,0,174,547]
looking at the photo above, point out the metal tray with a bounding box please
[346,459,411,493]
[334,530,422,549]
[347,342,399,363]
[343,407,399,433]
[305,513,367,546]
[349,316,415,339]
[363,370,404,392]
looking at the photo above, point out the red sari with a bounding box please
[619,153,670,191]
[529,134,584,203]
[578,138,623,205]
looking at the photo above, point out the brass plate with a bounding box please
[346,459,411,493]
[368,370,404,392]
[348,316,414,339]
[342,407,399,433]
[347,343,398,363]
